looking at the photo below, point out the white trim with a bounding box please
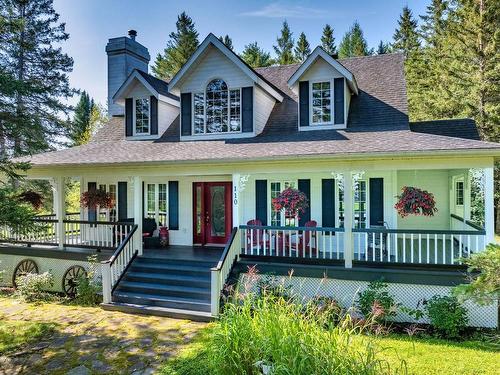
[309,79,334,126]
[133,97,151,136]
[288,47,358,94]
[168,34,283,102]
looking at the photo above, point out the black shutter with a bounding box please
[168,181,179,230]
[255,180,267,225]
[299,81,309,127]
[334,78,344,125]
[298,179,311,226]
[369,178,384,226]
[242,86,253,133]
[322,179,335,228]
[117,182,127,220]
[87,182,97,222]
[181,93,192,136]
[125,98,133,136]
[150,95,158,135]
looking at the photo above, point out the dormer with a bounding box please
[113,70,180,140]
[168,34,283,140]
[287,47,358,131]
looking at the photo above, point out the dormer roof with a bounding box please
[113,69,179,107]
[168,33,284,102]
[287,46,359,94]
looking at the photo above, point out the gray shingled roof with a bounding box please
[22,53,500,167]
[136,70,179,101]
[410,118,480,140]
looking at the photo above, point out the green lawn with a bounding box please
[0,320,56,354]
[162,327,500,375]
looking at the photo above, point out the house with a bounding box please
[1,30,499,325]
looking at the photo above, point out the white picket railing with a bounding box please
[63,220,133,249]
[239,225,345,260]
[211,227,240,316]
[0,219,58,245]
[101,224,139,304]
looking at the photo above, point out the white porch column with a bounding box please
[232,173,241,228]
[133,176,143,255]
[343,172,354,268]
[53,176,66,249]
[484,166,494,245]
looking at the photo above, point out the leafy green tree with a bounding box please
[392,6,420,56]
[376,41,391,55]
[240,42,273,68]
[274,21,296,65]
[338,21,371,58]
[294,32,311,62]
[219,34,233,50]
[153,12,199,80]
[0,0,75,156]
[321,24,336,55]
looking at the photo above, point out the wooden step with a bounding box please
[101,302,213,322]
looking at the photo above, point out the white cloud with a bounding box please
[240,3,329,19]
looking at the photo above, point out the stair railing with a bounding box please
[101,224,139,304]
[210,227,240,316]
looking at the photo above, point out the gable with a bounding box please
[177,45,254,93]
[299,57,344,82]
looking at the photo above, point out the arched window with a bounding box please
[193,79,241,134]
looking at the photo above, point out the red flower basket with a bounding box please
[395,186,437,218]
[272,187,309,221]
[80,189,113,209]
[17,190,44,210]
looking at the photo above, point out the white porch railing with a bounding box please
[0,219,58,245]
[211,227,240,316]
[101,224,139,304]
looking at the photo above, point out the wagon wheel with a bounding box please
[62,265,87,297]
[12,259,39,287]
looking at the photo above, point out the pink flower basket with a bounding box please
[272,187,309,221]
[80,189,113,209]
[395,186,437,218]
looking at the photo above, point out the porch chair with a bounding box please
[245,219,265,254]
[287,220,318,257]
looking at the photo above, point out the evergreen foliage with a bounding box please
[152,12,199,80]
[338,21,371,58]
[273,21,296,65]
[321,24,336,55]
[67,91,93,146]
[294,32,311,62]
[240,42,273,68]
[0,0,74,156]
[376,41,391,55]
[219,34,233,50]
[392,6,420,56]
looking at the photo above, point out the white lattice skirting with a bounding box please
[238,273,498,328]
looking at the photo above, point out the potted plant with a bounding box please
[80,189,113,209]
[395,186,437,217]
[272,187,309,226]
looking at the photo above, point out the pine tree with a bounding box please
[0,0,74,156]
[67,91,93,146]
[274,21,296,65]
[338,21,371,58]
[420,0,449,47]
[294,32,311,62]
[377,41,391,55]
[321,24,336,55]
[219,34,233,50]
[393,6,420,56]
[153,12,199,80]
[240,42,273,68]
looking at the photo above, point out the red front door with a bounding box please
[193,182,232,245]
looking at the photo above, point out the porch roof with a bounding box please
[18,118,500,167]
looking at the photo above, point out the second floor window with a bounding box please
[193,79,241,134]
[135,98,150,134]
[311,81,332,125]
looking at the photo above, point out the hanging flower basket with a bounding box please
[272,187,309,221]
[17,190,44,210]
[395,186,437,218]
[80,189,113,209]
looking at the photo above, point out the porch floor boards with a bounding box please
[0,243,114,261]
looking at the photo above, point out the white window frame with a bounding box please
[191,79,242,136]
[97,183,118,222]
[144,182,168,227]
[268,180,298,227]
[133,97,151,136]
[455,178,465,207]
[336,179,369,229]
[309,79,334,126]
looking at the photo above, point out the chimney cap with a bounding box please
[128,29,137,40]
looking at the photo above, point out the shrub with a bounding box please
[15,272,54,302]
[208,294,400,374]
[307,296,344,326]
[74,256,101,306]
[357,280,398,322]
[425,295,468,339]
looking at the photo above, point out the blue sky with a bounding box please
[53,0,428,106]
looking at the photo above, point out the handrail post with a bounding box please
[211,269,221,317]
[52,176,66,250]
[343,172,354,268]
[101,262,112,304]
[133,176,144,256]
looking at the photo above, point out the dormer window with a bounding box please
[193,79,241,134]
[311,81,332,125]
[134,98,150,135]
